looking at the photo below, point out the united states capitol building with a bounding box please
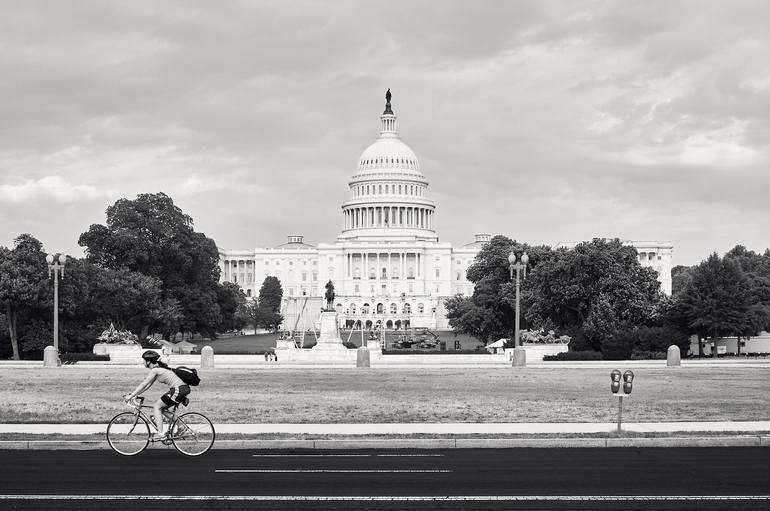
[218,91,673,331]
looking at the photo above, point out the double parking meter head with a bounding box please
[610,369,622,393]
[623,370,635,394]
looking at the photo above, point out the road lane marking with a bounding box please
[251,454,444,457]
[1,495,769,501]
[252,454,370,457]
[216,469,452,473]
[376,454,444,457]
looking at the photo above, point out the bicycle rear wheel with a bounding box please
[106,412,150,456]
[171,412,215,456]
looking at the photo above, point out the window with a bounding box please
[362,303,370,314]
[354,284,360,293]
[456,272,461,281]
[417,303,424,313]
[382,268,387,279]
[350,303,356,314]
[403,303,411,314]
[246,289,252,297]
[435,268,440,278]
[370,267,376,279]
[376,303,384,314]
[301,272,307,281]
[390,303,397,314]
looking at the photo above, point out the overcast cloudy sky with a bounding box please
[1,1,768,266]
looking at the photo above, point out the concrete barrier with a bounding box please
[43,346,59,368]
[201,346,214,369]
[356,347,370,367]
[512,347,526,367]
[667,345,681,367]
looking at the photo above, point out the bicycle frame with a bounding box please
[125,397,181,442]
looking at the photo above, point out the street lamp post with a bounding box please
[508,251,529,367]
[46,253,67,356]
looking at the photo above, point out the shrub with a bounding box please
[630,350,667,360]
[542,350,603,361]
[60,353,110,364]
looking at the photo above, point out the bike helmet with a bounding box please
[142,350,160,363]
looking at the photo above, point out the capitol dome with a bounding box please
[356,138,422,175]
[339,90,437,242]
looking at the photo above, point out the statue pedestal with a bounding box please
[312,311,349,351]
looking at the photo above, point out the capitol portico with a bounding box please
[218,91,674,331]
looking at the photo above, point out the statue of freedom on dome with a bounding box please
[385,88,391,104]
[324,280,335,311]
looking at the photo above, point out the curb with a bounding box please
[1,436,767,450]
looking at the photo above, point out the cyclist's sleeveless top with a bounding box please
[152,367,185,388]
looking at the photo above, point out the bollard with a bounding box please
[667,345,681,367]
[512,346,526,367]
[201,345,214,370]
[356,347,370,368]
[43,345,59,367]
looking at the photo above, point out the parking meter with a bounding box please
[623,370,634,394]
[610,369,622,394]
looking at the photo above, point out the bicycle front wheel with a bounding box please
[171,412,215,456]
[106,412,150,456]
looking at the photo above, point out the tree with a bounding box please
[524,239,662,352]
[251,276,284,332]
[445,235,551,343]
[258,276,283,313]
[78,193,222,338]
[671,265,694,296]
[0,235,48,359]
[217,282,249,332]
[675,253,751,357]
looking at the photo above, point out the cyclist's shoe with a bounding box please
[151,432,169,442]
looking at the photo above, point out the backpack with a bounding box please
[173,366,200,386]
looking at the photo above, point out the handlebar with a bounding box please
[124,396,145,408]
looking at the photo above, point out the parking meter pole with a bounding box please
[617,395,623,435]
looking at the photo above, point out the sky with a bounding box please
[1,0,769,266]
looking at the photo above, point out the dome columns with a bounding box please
[342,205,435,231]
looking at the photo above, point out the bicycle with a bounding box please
[106,396,215,456]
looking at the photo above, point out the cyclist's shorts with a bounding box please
[161,385,191,406]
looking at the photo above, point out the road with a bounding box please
[0,447,768,510]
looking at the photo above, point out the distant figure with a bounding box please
[386,88,391,103]
[264,352,269,361]
[325,280,335,310]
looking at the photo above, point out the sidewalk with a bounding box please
[2,421,768,449]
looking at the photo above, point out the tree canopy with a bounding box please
[0,234,48,359]
[524,238,662,350]
[78,192,223,338]
[445,235,549,343]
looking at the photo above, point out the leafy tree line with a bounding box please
[445,236,770,359]
[666,246,770,357]
[0,193,250,359]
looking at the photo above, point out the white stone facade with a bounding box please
[218,93,674,332]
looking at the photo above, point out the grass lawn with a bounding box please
[1,366,768,424]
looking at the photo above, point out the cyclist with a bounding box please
[123,350,190,440]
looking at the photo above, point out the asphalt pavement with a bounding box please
[0,448,768,510]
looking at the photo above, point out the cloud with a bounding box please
[0,176,111,203]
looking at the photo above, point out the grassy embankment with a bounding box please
[1,367,767,424]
